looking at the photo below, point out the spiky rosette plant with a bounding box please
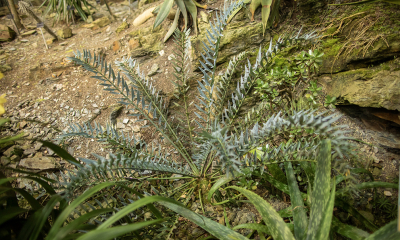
[51,0,354,207]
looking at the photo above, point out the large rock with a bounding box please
[321,68,400,111]
[191,18,270,68]
[0,24,16,42]
[321,34,400,74]
[129,25,165,57]
[94,16,111,28]
[82,16,111,30]
[57,27,72,39]
[19,156,56,170]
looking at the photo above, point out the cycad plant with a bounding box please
[2,1,399,239]
[55,0,354,209]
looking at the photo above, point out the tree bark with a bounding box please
[7,0,24,30]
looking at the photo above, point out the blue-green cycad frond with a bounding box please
[195,0,244,129]
[58,151,194,197]
[171,28,191,94]
[68,50,195,170]
[205,111,350,176]
[222,59,255,125]
[217,29,319,127]
[60,122,145,154]
[214,51,248,121]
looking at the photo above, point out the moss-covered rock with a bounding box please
[129,25,165,57]
[320,34,400,74]
[56,27,72,39]
[191,21,270,69]
[320,65,400,111]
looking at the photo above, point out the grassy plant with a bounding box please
[40,0,93,23]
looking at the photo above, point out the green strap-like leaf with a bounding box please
[154,0,174,29]
[40,140,82,167]
[260,0,272,35]
[335,197,378,231]
[207,174,235,203]
[336,181,398,196]
[54,208,115,239]
[228,186,295,240]
[232,223,294,235]
[306,140,331,240]
[300,161,315,187]
[0,132,25,144]
[164,8,180,42]
[47,182,116,239]
[331,217,370,240]
[365,220,400,239]
[175,0,188,29]
[183,0,197,35]
[285,161,308,240]
[96,196,179,230]
[0,118,10,127]
[0,207,28,225]
[11,188,42,210]
[0,177,16,186]
[19,194,63,240]
[76,219,165,240]
[160,200,248,240]
[256,171,308,200]
[315,178,336,240]
[268,163,287,184]
[116,184,163,219]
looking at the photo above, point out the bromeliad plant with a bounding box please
[56,0,352,202]
[154,0,207,41]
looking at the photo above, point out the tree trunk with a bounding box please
[7,0,24,30]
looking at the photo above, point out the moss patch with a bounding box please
[323,38,340,48]
[326,27,337,35]
[324,42,343,57]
